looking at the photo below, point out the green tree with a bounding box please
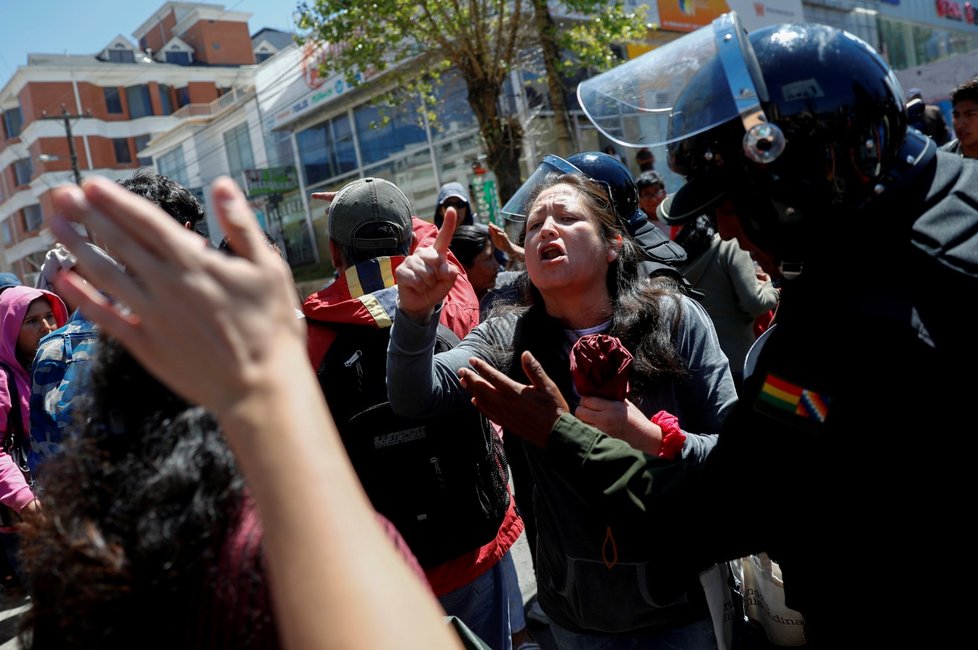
[531,0,649,157]
[297,0,645,203]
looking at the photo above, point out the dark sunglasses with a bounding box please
[442,199,467,210]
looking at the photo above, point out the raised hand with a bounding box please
[459,351,568,447]
[487,222,524,261]
[48,176,463,650]
[395,205,459,322]
[49,176,304,418]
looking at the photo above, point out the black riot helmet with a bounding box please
[565,151,643,227]
[578,13,913,276]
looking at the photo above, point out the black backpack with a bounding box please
[317,322,509,567]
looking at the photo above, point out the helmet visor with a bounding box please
[500,155,583,226]
[577,12,761,148]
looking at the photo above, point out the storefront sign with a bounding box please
[655,0,803,33]
[936,0,976,24]
[243,166,300,198]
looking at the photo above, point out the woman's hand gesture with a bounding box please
[395,206,459,323]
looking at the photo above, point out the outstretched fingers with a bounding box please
[54,270,145,351]
[212,177,272,263]
[521,352,560,394]
[467,357,520,395]
[77,177,200,265]
[49,185,154,313]
[433,206,456,256]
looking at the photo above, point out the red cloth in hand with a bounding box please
[570,333,633,400]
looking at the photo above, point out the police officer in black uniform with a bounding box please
[467,14,978,648]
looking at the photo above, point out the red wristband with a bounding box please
[650,410,685,460]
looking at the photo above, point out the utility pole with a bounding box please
[40,104,92,240]
[40,104,90,186]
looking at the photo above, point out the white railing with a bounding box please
[170,86,254,120]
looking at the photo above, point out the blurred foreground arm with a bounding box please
[49,176,461,650]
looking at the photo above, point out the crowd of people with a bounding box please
[0,12,975,650]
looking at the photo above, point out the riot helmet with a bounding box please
[500,152,637,226]
[577,12,910,273]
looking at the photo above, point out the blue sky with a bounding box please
[0,0,301,90]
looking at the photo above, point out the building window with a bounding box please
[22,204,43,231]
[107,48,135,64]
[157,146,189,187]
[224,122,255,185]
[255,52,273,63]
[354,98,427,166]
[104,87,123,114]
[113,138,132,164]
[176,86,191,108]
[3,107,23,139]
[297,113,358,187]
[125,84,154,118]
[431,72,478,136]
[165,51,191,65]
[13,158,33,185]
[296,115,357,185]
[134,134,152,166]
[158,84,173,115]
[2,220,13,246]
[267,128,294,168]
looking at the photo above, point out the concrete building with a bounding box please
[0,1,258,280]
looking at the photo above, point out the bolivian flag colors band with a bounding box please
[757,373,830,424]
[345,258,399,328]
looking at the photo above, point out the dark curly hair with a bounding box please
[119,169,206,231]
[17,335,277,649]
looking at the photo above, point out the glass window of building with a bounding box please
[332,114,357,177]
[3,107,23,139]
[256,52,273,63]
[104,87,123,114]
[224,122,255,185]
[107,48,135,64]
[2,220,13,245]
[297,113,357,187]
[354,97,427,166]
[113,138,132,164]
[296,122,332,187]
[126,84,154,118]
[134,134,153,166]
[22,204,43,231]
[878,17,978,70]
[157,146,189,187]
[158,84,173,115]
[266,128,294,168]
[13,158,33,186]
[430,72,478,137]
[165,51,191,66]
